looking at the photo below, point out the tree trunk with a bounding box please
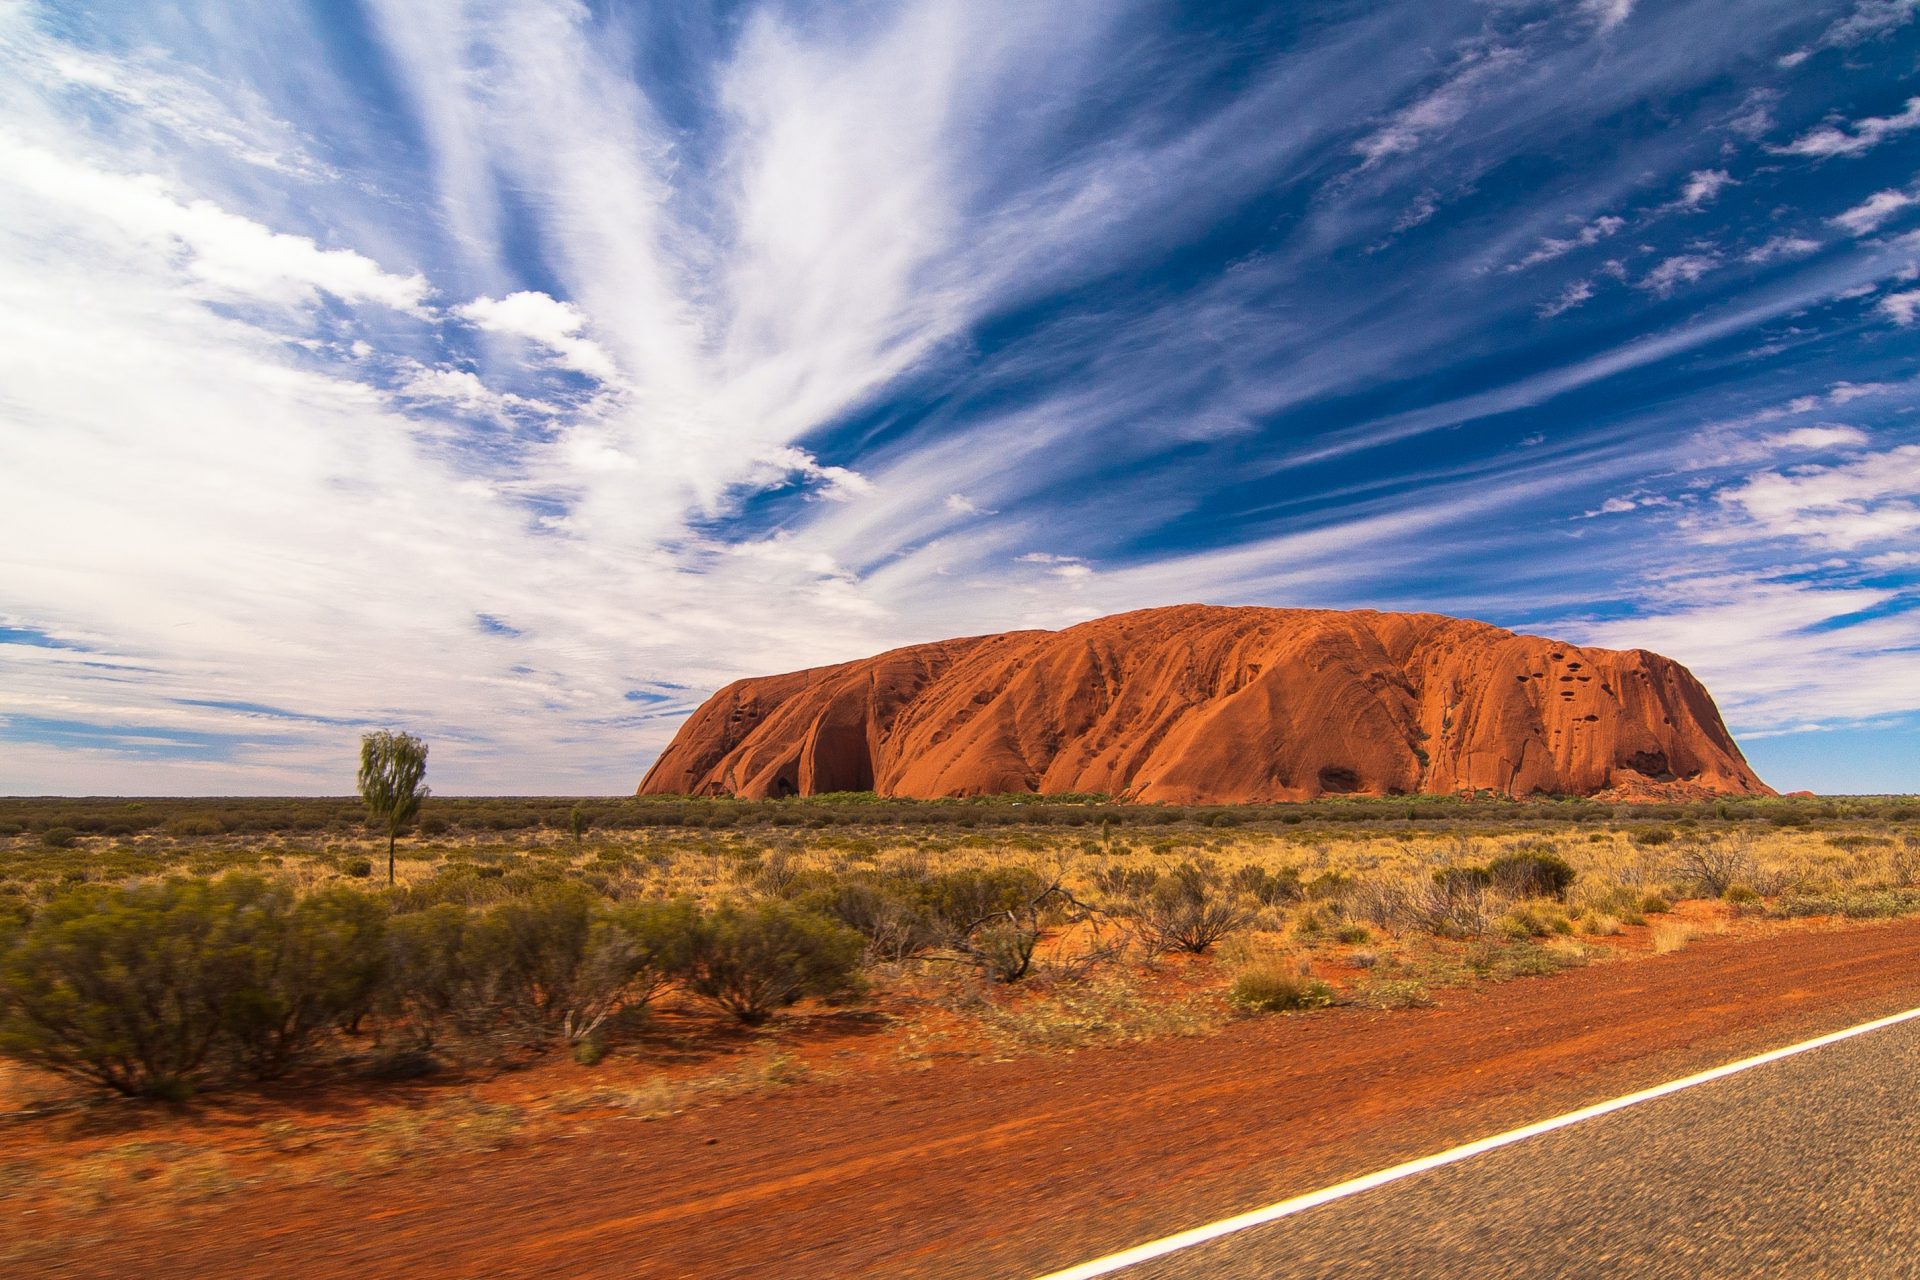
[388,829,397,885]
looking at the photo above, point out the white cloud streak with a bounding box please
[1776,98,1920,158]
[2,0,1916,791]
[1831,188,1920,236]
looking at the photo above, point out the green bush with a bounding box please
[797,875,941,962]
[1230,864,1303,906]
[1432,864,1492,894]
[1486,850,1576,900]
[1496,902,1574,940]
[381,903,481,1049]
[343,857,374,878]
[221,884,387,1079]
[680,901,863,1025]
[0,878,262,1097]
[469,887,691,1045]
[921,866,1049,935]
[40,826,78,850]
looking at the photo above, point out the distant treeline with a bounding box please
[1,791,1914,840]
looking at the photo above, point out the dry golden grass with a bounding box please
[1650,921,1697,954]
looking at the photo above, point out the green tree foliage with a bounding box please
[358,730,429,884]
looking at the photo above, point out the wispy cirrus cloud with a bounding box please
[1673,168,1737,209]
[1829,188,1920,235]
[1775,97,1920,158]
[1780,0,1920,66]
[1,0,1917,793]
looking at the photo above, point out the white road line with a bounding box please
[1035,1004,1920,1280]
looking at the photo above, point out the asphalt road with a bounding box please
[1115,1014,1920,1279]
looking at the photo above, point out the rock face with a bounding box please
[637,605,1771,803]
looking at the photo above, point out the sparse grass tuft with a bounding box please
[977,977,1222,1049]
[1228,964,1335,1013]
[1353,977,1433,1009]
[1650,921,1696,954]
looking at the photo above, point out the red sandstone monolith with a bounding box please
[637,605,1771,802]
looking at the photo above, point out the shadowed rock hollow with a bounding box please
[637,605,1771,803]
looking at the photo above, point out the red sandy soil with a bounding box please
[7,909,1917,1279]
[639,604,1770,803]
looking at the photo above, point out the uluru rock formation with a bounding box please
[637,605,1772,803]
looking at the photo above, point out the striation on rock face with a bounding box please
[636,605,1772,803]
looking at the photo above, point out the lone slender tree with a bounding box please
[358,730,429,884]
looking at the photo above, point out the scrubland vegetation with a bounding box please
[0,788,1915,1250]
[2,792,1917,1112]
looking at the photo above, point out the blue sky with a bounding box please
[1,0,1917,795]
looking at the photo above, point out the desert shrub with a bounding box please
[1771,889,1920,920]
[679,901,863,1025]
[1496,902,1574,940]
[1229,964,1334,1013]
[463,886,605,1045]
[0,877,271,1097]
[1305,871,1353,901]
[917,867,1060,981]
[1133,862,1253,954]
[799,876,941,962]
[964,916,1047,984]
[1467,938,1585,979]
[1486,851,1575,900]
[921,866,1050,935]
[1640,893,1672,914]
[40,826,78,850]
[1432,864,1492,894]
[381,904,482,1049]
[1230,864,1303,906]
[1389,871,1498,938]
[343,858,374,879]
[1674,842,1755,898]
[221,885,387,1079]
[398,888,691,1048]
[573,897,696,1034]
[748,850,803,897]
[1093,864,1158,900]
